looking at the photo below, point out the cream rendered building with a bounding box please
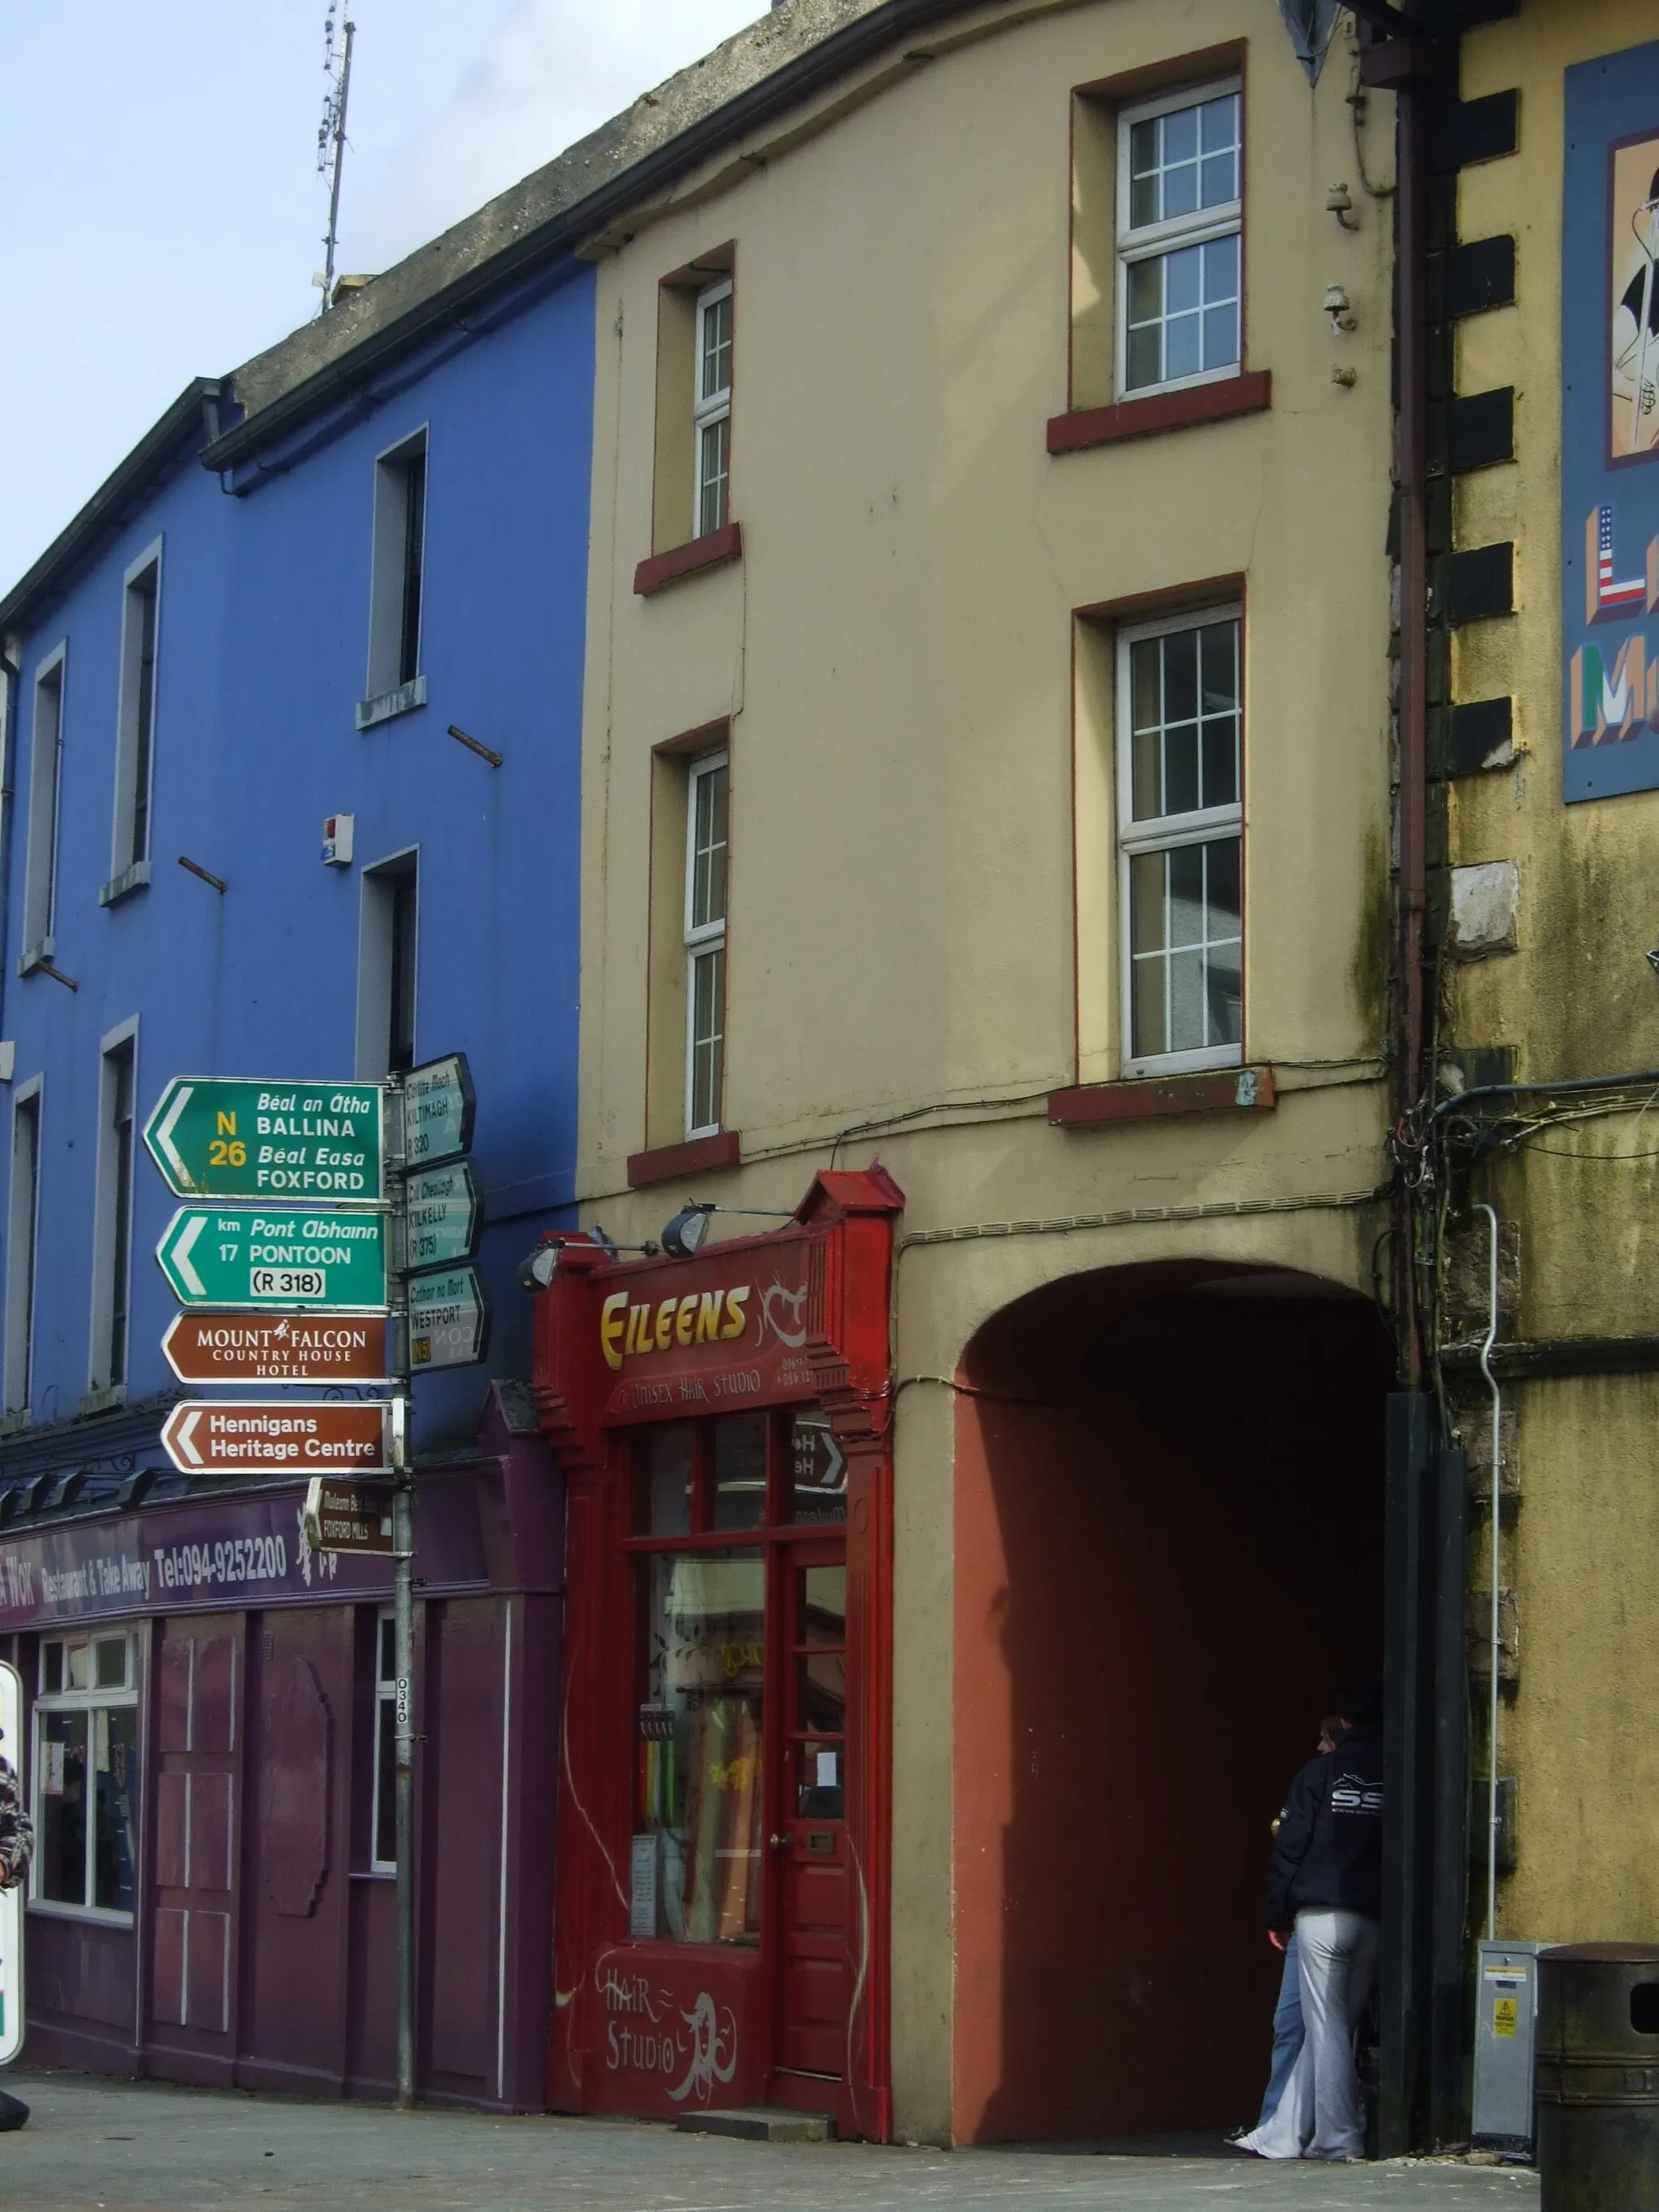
[561,0,1406,2149]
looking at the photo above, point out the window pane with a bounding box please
[1167,843,1205,946]
[1129,835,1243,1061]
[800,1564,847,1643]
[1128,117,1159,227]
[374,1694,397,1865]
[1167,946,1208,1051]
[690,945,726,1133]
[643,1422,693,1536]
[1125,257,1163,390]
[66,1640,92,1691]
[92,1706,139,1912]
[378,1615,396,1684]
[1201,235,1241,371]
[698,416,730,538]
[795,1737,845,1819]
[701,293,732,401]
[95,1637,127,1690]
[692,765,729,931]
[36,1709,88,1904]
[638,1550,764,1944]
[1207,837,1244,1046]
[1199,94,1240,206]
[713,1413,767,1532]
[787,1406,847,1524]
[41,1641,62,1694]
[797,1650,847,1735]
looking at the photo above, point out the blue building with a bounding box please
[0,173,596,2104]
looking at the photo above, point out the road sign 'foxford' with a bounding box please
[144,1077,385,1201]
[157,1207,389,1311]
[401,1055,475,1170]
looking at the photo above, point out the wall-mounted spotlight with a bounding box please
[516,1224,663,1291]
[660,1199,796,1259]
[516,1241,563,1292]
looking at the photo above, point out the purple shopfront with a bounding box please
[0,1387,561,2108]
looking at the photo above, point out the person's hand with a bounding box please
[1269,1928,1290,1952]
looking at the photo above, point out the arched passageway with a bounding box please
[953,1259,1390,2142]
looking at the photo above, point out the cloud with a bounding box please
[353,0,766,271]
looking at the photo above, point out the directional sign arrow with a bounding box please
[401,1054,475,1170]
[403,1159,483,1273]
[157,1206,390,1312]
[143,1076,386,1201]
[162,1311,394,1387]
[161,1400,393,1477]
[408,1264,490,1371]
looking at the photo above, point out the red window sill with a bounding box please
[633,523,743,597]
[1047,1065,1275,1125]
[626,1129,742,1189]
[1047,370,1272,456]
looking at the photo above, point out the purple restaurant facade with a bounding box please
[0,1388,561,2107]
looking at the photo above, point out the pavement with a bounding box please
[0,2072,1541,2212]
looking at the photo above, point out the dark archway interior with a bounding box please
[953,1260,1390,2143]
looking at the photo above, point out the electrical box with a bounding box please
[322,813,355,867]
[1473,1939,1546,2152]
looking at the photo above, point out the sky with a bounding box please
[0,1,767,596]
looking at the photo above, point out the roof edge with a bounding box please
[0,379,224,638]
[203,0,977,474]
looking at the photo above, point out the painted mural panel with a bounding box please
[1563,43,1659,801]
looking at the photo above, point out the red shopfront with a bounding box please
[532,1169,901,2139]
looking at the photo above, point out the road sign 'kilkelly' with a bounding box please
[144,1077,386,1201]
[162,1311,393,1386]
[157,1206,390,1311]
[162,1400,393,1477]
[404,1159,482,1272]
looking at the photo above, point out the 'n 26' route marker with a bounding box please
[157,1206,390,1312]
[144,1077,386,1202]
[162,1400,397,1477]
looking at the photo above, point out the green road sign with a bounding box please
[157,1206,390,1312]
[401,1054,475,1170]
[408,1265,490,1371]
[404,1160,483,1273]
[144,1077,385,1201]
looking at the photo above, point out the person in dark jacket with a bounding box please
[0,1722,32,2131]
[1233,1679,1384,2163]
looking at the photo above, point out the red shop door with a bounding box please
[772,1541,851,2095]
[150,1616,241,2073]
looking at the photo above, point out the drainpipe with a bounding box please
[1395,70,1431,1387]
[1474,1201,1502,1939]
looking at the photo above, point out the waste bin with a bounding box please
[1537,1942,1659,2209]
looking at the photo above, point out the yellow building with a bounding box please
[519,0,1659,2157]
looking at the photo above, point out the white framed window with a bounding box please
[684,751,729,1138]
[106,542,161,899]
[1117,80,1241,399]
[32,1629,140,1922]
[693,282,732,539]
[361,429,428,721]
[87,1021,139,1398]
[371,1610,397,1872]
[3,1078,42,1418]
[20,647,66,970]
[1117,608,1243,1076]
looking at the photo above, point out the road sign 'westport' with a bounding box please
[144,1077,386,1201]
[401,1054,475,1170]
[404,1160,483,1272]
[157,1207,390,1312]
[409,1264,490,1371]
[162,1400,394,1477]
[162,1311,393,1386]
[301,1476,396,1555]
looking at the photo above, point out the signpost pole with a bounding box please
[387,1073,417,2113]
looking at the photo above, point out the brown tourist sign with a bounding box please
[160,1400,394,1477]
[301,1477,397,1556]
[160,1310,393,1386]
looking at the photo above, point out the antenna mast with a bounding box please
[316,11,356,314]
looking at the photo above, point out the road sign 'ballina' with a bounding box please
[162,1311,394,1386]
[162,1400,393,1477]
[144,1077,385,1201]
[157,1207,390,1312]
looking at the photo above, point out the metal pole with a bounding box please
[387,1072,416,2110]
[1475,1201,1503,1942]
[321,19,356,312]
